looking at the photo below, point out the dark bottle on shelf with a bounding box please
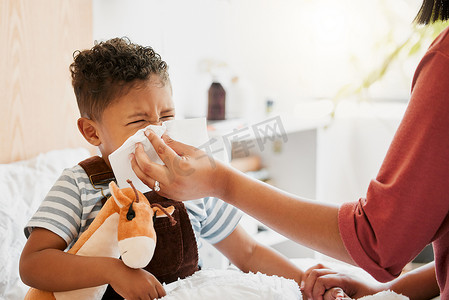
[207,82,226,121]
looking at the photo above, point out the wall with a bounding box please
[0,0,93,163]
[93,0,425,120]
[317,101,406,205]
[93,0,234,119]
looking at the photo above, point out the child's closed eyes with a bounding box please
[127,115,175,126]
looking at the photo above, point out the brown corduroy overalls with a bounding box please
[78,156,199,299]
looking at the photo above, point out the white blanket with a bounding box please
[0,148,90,299]
[161,269,301,300]
[0,149,412,300]
[160,269,408,300]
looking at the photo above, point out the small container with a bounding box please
[207,82,226,121]
[266,98,274,115]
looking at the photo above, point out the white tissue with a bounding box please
[108,118,209,193]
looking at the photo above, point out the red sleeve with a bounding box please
[338,50,449,282]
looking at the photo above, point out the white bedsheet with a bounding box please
[160,268,408,300]
[161,269,300,300]
[0,148,412,300]
[0,148,90,299]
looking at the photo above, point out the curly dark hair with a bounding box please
[70,37,170,120]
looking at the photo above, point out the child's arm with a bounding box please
[20,228,165,299]
[213,225,303,285]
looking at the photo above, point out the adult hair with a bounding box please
[414,0,449,24]
[70,37,170,120]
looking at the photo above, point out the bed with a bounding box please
[0,148,90,298]
[0,147,412,300]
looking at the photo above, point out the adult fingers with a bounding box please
[161,134,196,157]
[145,129,182,166]
[303,264,327,281]
[312,274,344,300]
[302,268,338,300]
[131,145,167,188]
[130,154,155,192]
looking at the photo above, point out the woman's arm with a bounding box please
[213,225,303,285]
[131,131,353,264]
[218,164,353,264]
[385,262,439,300]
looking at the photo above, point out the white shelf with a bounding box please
[207,113,331,141]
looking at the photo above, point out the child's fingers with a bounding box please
[155,282,166,298]
[148,287,157,300]
[149,276,165,299]
[324,287,351,300]
[330,287,352,300]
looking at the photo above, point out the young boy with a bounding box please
[19,38,304,300]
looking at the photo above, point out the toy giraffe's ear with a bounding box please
[109,181,125,208]
[153,205,175,218]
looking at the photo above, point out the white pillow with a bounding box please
[161,269,409,300]
[0,148,90,300]
[360,291,409,300]
[161,269,301,300]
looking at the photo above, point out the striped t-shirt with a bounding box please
[24,164,241,250]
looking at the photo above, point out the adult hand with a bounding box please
[130,129,229,200]
[301,264,377,300]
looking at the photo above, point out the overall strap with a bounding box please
[78,156,116,203]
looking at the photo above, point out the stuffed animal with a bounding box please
[25,180,175,300]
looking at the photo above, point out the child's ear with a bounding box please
[77,117,101,146]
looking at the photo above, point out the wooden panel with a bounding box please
[0,0,94,163]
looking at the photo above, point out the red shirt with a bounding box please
[339,26,449,298]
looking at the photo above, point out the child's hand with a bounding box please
[323,287,352,300]
[109,261,166,300]
[301,264,377,300]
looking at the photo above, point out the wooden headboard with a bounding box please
[0,0,94,164]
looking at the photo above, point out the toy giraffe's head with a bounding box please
[109,180,175,269]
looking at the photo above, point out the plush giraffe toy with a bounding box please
[25,180,176,300]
